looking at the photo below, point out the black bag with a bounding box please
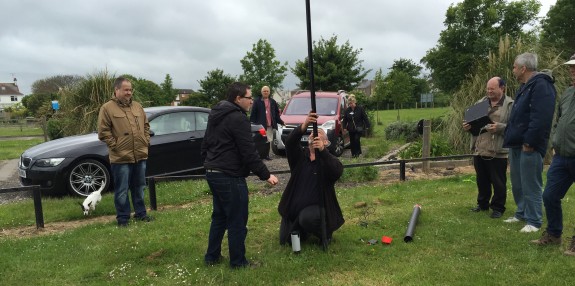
[355,126,364,133]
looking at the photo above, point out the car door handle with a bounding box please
[188,136,197,141]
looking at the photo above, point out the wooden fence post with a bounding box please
[422,120,431,173]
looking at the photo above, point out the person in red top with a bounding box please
[250,86,284,160]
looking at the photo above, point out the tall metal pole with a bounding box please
[305,0,328,251]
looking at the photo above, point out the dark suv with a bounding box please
[272,90,350,157]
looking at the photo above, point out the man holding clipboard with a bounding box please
[463,77,513,219]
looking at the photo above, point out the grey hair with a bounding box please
[515,53,538,71]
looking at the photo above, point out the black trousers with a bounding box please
[350,131,362,156]
[279,205,327,245]
[473,156,507,213]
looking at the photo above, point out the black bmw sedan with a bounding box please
[18,106,268,196]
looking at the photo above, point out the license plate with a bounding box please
[19,168,26,178]
[301,135,308,142]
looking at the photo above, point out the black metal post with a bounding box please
[400,160,406,181]
[32,186,44,229]
[305,0,328,251]
[149,177,157,211]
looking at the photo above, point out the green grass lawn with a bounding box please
[1,173,574,285]
[0,138,45,160]
[372,107,451,127]
[0,126,44,137]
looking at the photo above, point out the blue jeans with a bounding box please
[543,155,575,237]
[204,172,249,268]
[509,148,543,228]
[111,160,147,224]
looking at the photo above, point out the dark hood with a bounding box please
[527,72,555,86]
[208,101,244,124]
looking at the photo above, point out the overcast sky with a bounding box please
[1,0,555,95]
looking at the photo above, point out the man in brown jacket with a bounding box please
[464,77,513,219]
[98,77,152,227]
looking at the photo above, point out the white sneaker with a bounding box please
[520,225,540,233]
[504,217,520,223]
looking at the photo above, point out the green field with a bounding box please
[0,138,45,160]
[0,126,44,137]
[372,107,451,127]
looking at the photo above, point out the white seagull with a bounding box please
[79,182,105,215]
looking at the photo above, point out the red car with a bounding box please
[272,90,350,157]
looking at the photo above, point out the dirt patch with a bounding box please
[0,215,116,238]
[0,199,212,239]
[378,165,475,184]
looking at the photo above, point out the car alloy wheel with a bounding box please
[331,136,345,157]
[67,159,110,197]
[271,131,286,156]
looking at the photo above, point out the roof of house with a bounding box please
[357,79,374,89]
[175,89,195,94]
[0,83,23,95]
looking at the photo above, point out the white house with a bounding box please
[0,78,24,118]
[0,79,23,107]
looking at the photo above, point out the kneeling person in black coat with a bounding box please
[278,112,345,245]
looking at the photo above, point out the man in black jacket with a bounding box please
[202,82,278,268]
[250,85,284,160]
[278,112,344,246]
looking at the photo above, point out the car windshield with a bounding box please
[283,97,339,115]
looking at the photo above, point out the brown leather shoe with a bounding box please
[530,231,561,245]
[564,236,575,256]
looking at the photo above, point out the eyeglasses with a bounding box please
[242,96,253,100]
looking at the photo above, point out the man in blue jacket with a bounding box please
[503,53,556,233]
[531,54,575,256]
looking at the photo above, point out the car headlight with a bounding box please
[35,158,65,167]
[321,120,336,130]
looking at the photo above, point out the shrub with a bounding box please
[384,121,419,142]
[399,135,454,159]
[365,110,376,137]
[339,166,379,183]
[46,118,65,140]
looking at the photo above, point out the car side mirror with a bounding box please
[150,130,155,137]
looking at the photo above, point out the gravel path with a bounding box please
[0,159,32,205]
